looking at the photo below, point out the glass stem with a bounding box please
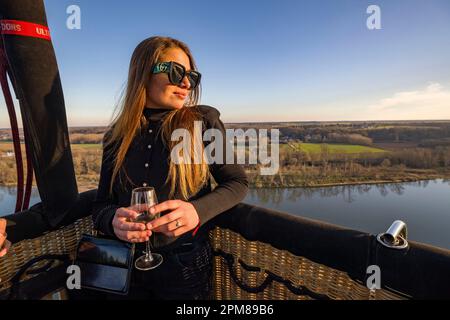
[145,239,154,262]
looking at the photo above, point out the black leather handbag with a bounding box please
[73,234,135,295]
[6,254,71,300]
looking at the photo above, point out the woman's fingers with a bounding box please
[0,218,6,231]
[152,216,183,233]
[150,200,181,215]
[113,218,145,232]
[130,236,150,243]
[112,207,147,237]
[116,207,139,220]
[148,201,199,237]
[0,218,8,257]
[113,202,196,241]
[115,229,152,242]
[162,226,188,238]
[118,221,146,231]
[112,207,153,242]
[0,240,11,257]
[149,208,183,230]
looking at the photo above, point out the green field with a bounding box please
[285,143,387,154]
[2,141,387,154]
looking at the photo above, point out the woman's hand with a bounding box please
[112,207,152,243]
[0,239,11,258]
[147,200,200,237]
[0,218,11,258]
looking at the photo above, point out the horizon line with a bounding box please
[2,118,450,130]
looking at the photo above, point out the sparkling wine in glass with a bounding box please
[131,186,163,271]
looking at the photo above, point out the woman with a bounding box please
[92,36,248,300]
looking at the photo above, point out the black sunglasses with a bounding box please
[152,61,201,89]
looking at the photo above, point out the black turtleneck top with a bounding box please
[91,105,248,246]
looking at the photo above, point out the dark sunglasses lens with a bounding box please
[171,64,185,84]
[187,71,200,88]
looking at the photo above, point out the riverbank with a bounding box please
[2,168,449,192]
[245,167,450,188]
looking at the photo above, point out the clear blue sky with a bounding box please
[1,0,450,127]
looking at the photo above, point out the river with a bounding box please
[1,179,449,249]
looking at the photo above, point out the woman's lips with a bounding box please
[174,92,187,99]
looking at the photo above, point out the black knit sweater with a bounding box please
[91,105,248,247]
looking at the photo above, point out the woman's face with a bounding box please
[145,47,193,110]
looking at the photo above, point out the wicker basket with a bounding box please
[0,216,93,295]
[209,227,403,300]
[0,215,405,300]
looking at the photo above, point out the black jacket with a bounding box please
[91,105,248,245]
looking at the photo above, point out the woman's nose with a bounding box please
[180,75,191,89]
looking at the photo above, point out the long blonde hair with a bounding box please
[104,36,210,200]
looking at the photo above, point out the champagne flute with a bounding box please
[131,186,163,270]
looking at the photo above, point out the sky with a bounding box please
[1,0,450,127]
